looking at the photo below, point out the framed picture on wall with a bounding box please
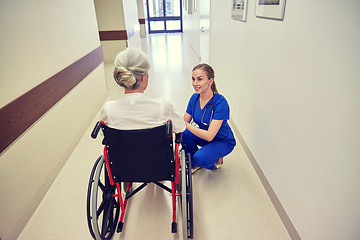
[255,0,286,20]
[231,0,248,22]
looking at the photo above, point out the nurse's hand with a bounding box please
[186,119,223,142]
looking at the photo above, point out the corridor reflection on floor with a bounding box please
[18,32,290,240]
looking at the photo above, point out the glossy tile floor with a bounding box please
[18,33,290,240]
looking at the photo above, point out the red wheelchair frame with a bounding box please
[86,120,193,240]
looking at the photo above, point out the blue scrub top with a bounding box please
[186,93,236,146]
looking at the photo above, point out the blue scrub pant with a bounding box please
[182,129,235,170]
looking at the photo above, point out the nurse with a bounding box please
[183,63,236,173]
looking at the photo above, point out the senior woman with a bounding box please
[100,48,185,133]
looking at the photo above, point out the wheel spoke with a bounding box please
[99,181,106,192]
[112,198,118,206]
[101,203,112,237]
[97,199,106,218]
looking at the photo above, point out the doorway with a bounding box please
[146,0,183,34]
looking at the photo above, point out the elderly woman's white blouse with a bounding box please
[100,93,185,133]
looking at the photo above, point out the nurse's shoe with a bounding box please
[191,166,201,174]
[214,158,223,169]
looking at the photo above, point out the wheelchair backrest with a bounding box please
[101,124,175,183]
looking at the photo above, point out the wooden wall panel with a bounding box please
[0,46,104,154]
[99,30,128,41]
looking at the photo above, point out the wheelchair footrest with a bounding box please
[171,222,177,233]
[117,222,124,233]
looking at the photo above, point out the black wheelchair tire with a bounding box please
[179,151,194,240]
[87,156,103,239]
[186,153,194,239]
[180,149,188,240]
[91,156,120,240]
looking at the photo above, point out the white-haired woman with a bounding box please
[100,48,185,133]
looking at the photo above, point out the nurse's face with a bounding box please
[192,68,213,95]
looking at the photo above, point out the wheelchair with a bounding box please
[86,120,194,239]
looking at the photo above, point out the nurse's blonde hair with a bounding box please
[113,48,150,89]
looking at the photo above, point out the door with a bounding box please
[146,0,183,34]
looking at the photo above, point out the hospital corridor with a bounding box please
[1,1,359,240]
[15,33,290,240]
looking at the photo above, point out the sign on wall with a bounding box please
[231,0,248,22]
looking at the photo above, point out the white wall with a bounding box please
[208,1,360,240]
[182,0,210,62]
[123,0,140,35]
[199,0,210,63]
[94,0,140,64]
[137,0,147,37]
[182,0,201,60]
[0,1,107,239]
[184,0,360,239]
[94,0,127,63]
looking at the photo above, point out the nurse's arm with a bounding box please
[185,119,223,142]
[184,112,192,123]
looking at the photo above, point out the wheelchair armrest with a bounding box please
[91,121,103,139]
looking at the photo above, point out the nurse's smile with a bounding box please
[191,68,213,95]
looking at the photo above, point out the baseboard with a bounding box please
[229,118,302,240]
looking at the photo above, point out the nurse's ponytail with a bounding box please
[192,63,218,93]
[211,81,218,93]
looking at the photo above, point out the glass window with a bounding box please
[149,0,164,17]
[150,21,165,31]
[165,0,181,17]
[166,20,181,31]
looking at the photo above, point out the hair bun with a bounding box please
[113,48,150,90]
[113,67,137,89]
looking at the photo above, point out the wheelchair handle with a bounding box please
[91,121,103,139]
[166,120,173,138]
[175,133,182,143]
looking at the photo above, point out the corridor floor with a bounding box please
[17,33,290,240]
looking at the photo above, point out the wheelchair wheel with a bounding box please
[87,156,103,239]
[180,150,194,239]
[186,153,194,239]
[90,156,120,240]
